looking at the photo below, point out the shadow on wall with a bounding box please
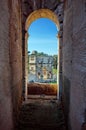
[81,123,86,130]
[62,76,71,130]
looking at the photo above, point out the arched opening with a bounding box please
[27,18,58,99]
[24,9,60,100]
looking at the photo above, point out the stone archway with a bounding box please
[24,9,62,100]
[25,9,60,30]
[22,0,64,100]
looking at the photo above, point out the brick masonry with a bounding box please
[0,0,22,130]
[0,1,13,130]
[9,0,23,128]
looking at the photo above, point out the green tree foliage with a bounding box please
[53,55,58,69]
[36,52,48,56]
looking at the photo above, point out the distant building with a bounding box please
[28,51,54,82]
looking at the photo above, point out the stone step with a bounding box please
[17,100,66,130]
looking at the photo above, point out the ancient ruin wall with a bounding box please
[63,0,86,130]
[0,1,13,130]
[9,0,23,127]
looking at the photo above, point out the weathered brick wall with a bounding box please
[0,1,13,130]
[63,0,86,130]
[62,1,73,128]
[9,0,23,127]
[0,0,23,129]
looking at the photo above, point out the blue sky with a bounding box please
[27,18,59,55]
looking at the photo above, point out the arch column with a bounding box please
[25,32,29,101]
[57,30,63,100]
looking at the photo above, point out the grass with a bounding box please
[49,82,57,84]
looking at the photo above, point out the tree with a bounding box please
[53,55,58,69]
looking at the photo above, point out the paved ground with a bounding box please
[17,99,66,130]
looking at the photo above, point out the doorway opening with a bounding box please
[24,9,60,100]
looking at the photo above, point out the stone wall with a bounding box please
[62,0,73,128]
[63,0,86,130]
[0,1,13,130]
[0,0,23,129]
[9,0,23,128]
